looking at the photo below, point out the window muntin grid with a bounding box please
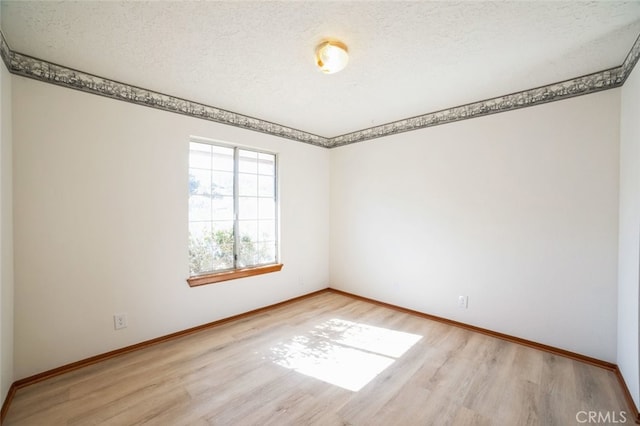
[188,141,278,276]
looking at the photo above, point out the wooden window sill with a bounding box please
[187,264,283,287]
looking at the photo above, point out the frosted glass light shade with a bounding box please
[315,41,349,74]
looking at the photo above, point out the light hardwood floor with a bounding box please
[4,291,632,425]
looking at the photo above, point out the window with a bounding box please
[187,140,282,286]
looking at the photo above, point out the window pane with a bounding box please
[189,142,212,170]
[189,169,212,197]
[237,244,257,268]
[189,194,211,222]
[258,175,274,197]
[189,221,236,274]
[239,197,258,220]
[238,221,258,267]
[210,221,235,271]
[258,198,275,220]
[258,241,276,264]
[239,173,258,196]
[212,171,234,196]
[189,141,278,276]
[239,150,258,173]
[211,220,233,231]
[212,196,234,221]
[258,153,275,176]
[239,220,258,243]
[189,222,214,274]
[212,146,234,171]
[258,220,276,241]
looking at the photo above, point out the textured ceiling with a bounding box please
[2,1,640,138]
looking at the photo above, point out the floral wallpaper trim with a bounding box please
[328,67,625,148]
[2,30,639,148]
[621,33,640,84]
[5,45,327,148]
[0,31,10,72]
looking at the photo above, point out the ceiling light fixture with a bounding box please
[315,40,349,74]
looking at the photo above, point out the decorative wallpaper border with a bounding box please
[1,30,639,149]
[621,33,640,84]
[328,67,624,148]
[329,32,639,148]
[1,32,328,148]
[0,31,10,71]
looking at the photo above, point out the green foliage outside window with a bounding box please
[189,229,270,275]
[188,145,277,276]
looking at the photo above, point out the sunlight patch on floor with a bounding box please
[269,318,422,391]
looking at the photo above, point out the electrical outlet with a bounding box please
[458,296,468,309]
[113,313,128,330]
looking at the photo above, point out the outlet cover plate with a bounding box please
[114,313,128,330]
[458,296,468,309]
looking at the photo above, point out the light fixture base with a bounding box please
[315,40,349,74]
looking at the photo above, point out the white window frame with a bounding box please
[187,137,282,286]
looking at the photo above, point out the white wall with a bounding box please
[619,63,640,408]
[12,76,330,379]
[331,90,620,362]
[0,54,14,404]
[7,64,629,382]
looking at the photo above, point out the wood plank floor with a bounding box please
[4,291,632,425]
